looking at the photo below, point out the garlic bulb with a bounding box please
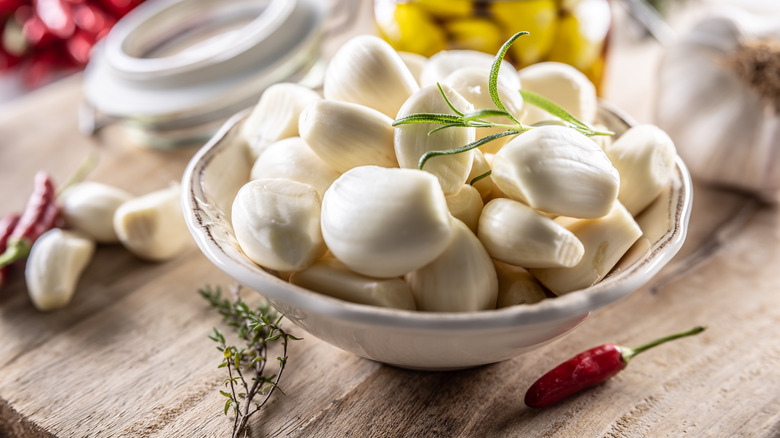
[320,166,453,278]
[323,35,419,118]
[656,10,780,198]
[60,181,133,243]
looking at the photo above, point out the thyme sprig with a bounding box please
[391,31,613,171]
[200,284,301,438]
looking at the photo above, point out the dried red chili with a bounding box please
[0,212,21,288]
[524,326,706,408]
[0,171,60,269]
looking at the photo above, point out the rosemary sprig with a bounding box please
[391,31,613,171]
[200,284,301,438]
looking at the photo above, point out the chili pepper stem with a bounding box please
[0,239,31,268]
[621,326,707,363]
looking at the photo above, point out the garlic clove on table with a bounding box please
[26,229,95,311]
[113,183,189,262]
[60,181,133,244]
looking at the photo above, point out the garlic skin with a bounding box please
[250,137,341,198]
[232,179,325,272]
[240,83,321,160]
[443,67,524,154]
[491,125,620,218]
[605,124,677,216]
[419,49,521,91]
[445,184,484,233]
[289,257,416,310]
[395,84,476,195]
[26,229,95,311]
[406,218,498,312]
[530,202,642,295]
[321,166,453,278]
[60,181,132,243]
[656,11,780,198]
[298,100,398,172]
[517,62,597,125]
[113,184,189,262]
[323,35,419,118]
[478,198,584,268]
[494,261,548,308]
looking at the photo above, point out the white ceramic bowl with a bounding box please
[181,104,693,370]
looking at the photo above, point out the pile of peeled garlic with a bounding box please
[231,34,679,313]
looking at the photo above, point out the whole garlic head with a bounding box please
[656,10,780,199]
[320,166,454,278]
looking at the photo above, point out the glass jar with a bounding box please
[374,0,612,91]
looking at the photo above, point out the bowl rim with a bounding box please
[181,104,693,332]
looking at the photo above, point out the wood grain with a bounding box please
[2,4,780,437]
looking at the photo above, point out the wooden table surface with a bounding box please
[2,3,780,437]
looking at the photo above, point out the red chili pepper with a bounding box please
[524,326,706,408]
[0,213,21,288]
[0,171,60,269]
[33,0,75,39]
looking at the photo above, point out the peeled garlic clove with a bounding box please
[419,49,521,90]
[395,84,475,195]
[321,166,453,278]
[530,202,642,295]
[250,137,341,198]
[443,67,524,154]
[26,229,95,311]
[478,198,584,268]
[467,149,503,202]
[398,51,428,85]
[60,181,133,244]
[240,83,322,160]
[289,257,416,310]
[406,218,497,312]
[605,124,677,216]
[492,125,619,218]
[446,184,483,233]
[494,261,548,308]
[518,62,597,125]
[323,35,419,118]
[113,184,189,262]
[232,179,325,272]
[298,100,398,172]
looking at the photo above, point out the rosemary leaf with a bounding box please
[489,31,528,125]
[419,131,519,170]
[392,113,462,126]
[470,170,493,185]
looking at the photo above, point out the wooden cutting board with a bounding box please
[2,13,780,438]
